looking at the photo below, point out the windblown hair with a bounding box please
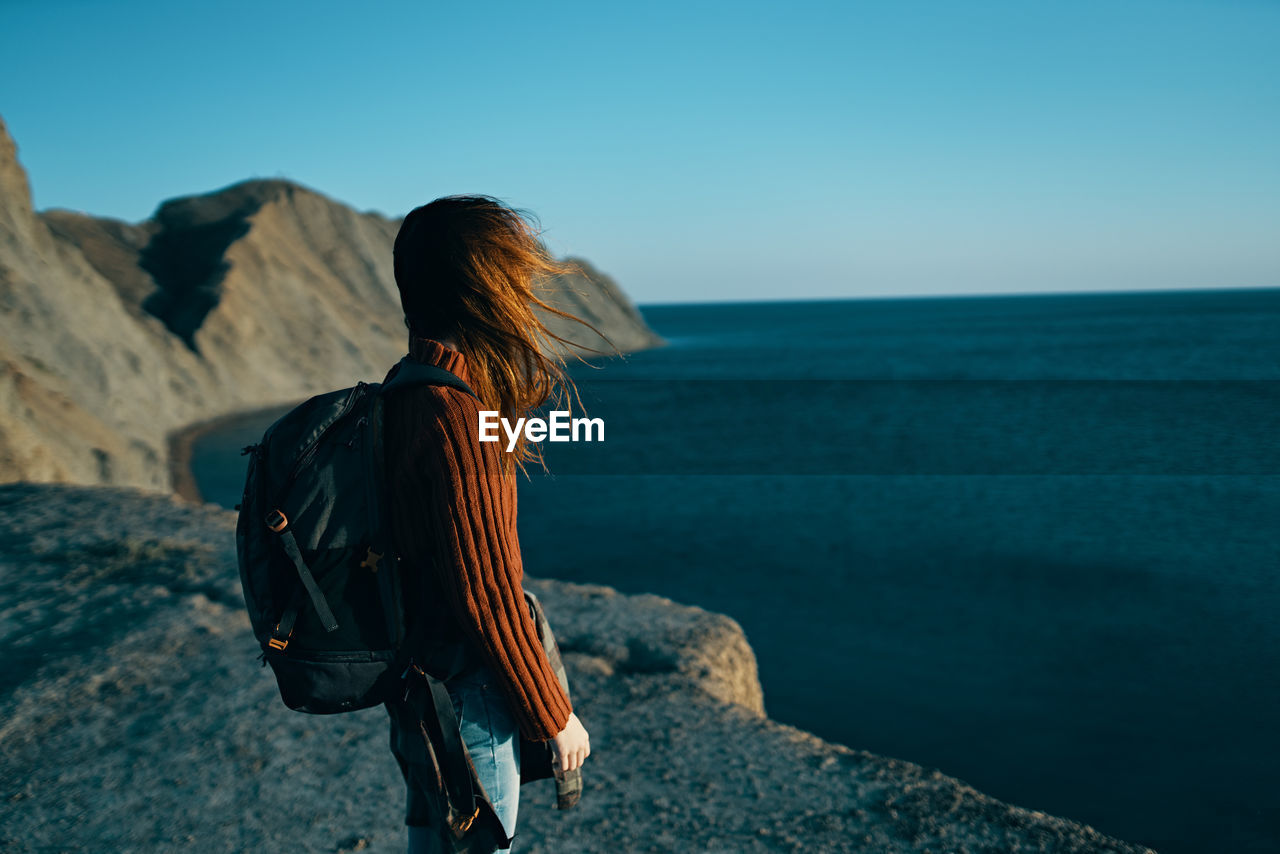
[392,194,611,471]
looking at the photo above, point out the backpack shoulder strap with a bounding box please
[366,356,480,649]
[379,356,479,400]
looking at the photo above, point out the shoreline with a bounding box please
[160,341,660,507]
[165,402,297,504]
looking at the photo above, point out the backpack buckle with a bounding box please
[267,636,289,651]
[450,804,479,834]
[359,547,383,573]
[265,509,288,532]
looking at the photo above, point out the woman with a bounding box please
[381,195,595,853]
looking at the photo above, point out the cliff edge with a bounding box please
[0,484,1153,854]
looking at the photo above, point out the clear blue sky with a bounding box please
[2,0,1277,303]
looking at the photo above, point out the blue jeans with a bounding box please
[404,660,522,853]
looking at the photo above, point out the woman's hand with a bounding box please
[550,712,590,775]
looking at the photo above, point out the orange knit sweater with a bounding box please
[382,335,574,742]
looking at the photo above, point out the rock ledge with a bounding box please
[0,484,1152,853]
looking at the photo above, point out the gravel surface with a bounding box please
[0,484,1154,853]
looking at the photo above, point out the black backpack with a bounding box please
[235,356,478,714]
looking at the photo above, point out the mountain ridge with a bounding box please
[0,116,662,490]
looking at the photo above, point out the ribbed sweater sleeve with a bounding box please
[413,386,574,742]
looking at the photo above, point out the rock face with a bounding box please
[0,116,663,491]
[0,484,1154,854]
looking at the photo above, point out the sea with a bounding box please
[190,287,1280,854]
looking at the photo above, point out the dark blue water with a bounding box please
[192,288,1280,854]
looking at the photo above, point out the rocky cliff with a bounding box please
[0,116,662,491]
[0,484,1153,853]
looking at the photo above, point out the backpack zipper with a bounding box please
[283,382,367,486]
[344,417,367,448]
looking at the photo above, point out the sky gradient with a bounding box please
[2,0,1277,303]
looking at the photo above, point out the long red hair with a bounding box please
[392,195,610,471]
